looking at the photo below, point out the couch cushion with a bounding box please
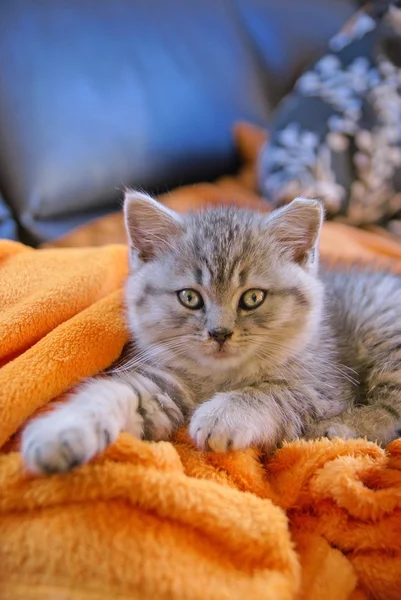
[0,0,355,242]
[0,191,17,240]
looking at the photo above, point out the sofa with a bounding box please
[0,0,355,245]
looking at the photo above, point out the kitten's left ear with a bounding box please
[267,197,324,271]
[124,189,183,265]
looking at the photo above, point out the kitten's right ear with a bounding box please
[124,189,183,265]
[266,197,324,272]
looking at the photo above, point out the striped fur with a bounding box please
[22,193,401,474]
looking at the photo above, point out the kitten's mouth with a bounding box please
[198,344,243,370]
[200,340,240,364]
[212,352,230,359]
[210,345,235,359]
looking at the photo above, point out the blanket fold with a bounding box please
[0,242,129,447]
[1,123,401,600]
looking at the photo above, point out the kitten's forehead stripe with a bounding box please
[197,254,248,292]
[186,208,266,294]
[226,255,243,284]
[239,267,249,288]
[204,257,216,280]
[194,268,203,286]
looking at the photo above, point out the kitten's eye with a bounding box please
[239,289,266,311]
[177,289,204,310]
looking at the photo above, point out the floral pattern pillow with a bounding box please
[258,4,401,236]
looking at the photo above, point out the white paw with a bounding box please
[142,392,183,441]
[304,420,357,441]
[324,424,357,440]
[189,393,256,453]
[21,378,147,476]
[22,411,122,475]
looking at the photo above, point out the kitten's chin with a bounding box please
[196,353,244,372]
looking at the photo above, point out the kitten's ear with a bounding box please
[267,198,324,271]
[124,189,182,264]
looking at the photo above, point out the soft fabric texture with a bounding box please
[1,124,401,599]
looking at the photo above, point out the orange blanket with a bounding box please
[1,124,401,600]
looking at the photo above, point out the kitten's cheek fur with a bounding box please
[189,393,271,453]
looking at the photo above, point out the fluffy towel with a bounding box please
[2,126,401,599]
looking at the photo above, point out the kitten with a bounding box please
[22,192,401,475]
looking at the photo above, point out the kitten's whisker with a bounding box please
[253,345,339,390]
[248,333,359,387]
[113,346,171,372]
[113,338,194,372]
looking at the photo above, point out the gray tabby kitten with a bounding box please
[22,191,401,474]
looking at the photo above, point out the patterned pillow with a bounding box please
[258,2,401,235]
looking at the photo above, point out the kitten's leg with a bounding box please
[304,386,401,445]
[22,369,192,475]
[305,350,401,445]
[22,377,140,475]
[189,383,312,452]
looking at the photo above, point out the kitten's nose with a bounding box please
[208,328,233,345]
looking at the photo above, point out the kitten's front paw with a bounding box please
[22,415,116,475]
[189,393,256,453]
[304,420,357,441]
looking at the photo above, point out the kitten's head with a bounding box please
[124,191,324,376]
